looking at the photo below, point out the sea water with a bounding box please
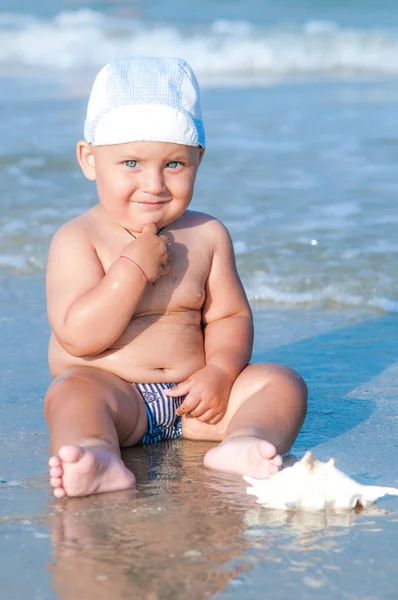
[1,2,398,599]
[0,0,398,312]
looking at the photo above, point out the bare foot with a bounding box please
[203,436,283,479]
[48,445,136,498]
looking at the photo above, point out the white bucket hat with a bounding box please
[84,56,205,147]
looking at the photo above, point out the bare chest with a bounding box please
[96,230,210,313]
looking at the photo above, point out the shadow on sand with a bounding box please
[253,312,398,450]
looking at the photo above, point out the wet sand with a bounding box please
[1,274,398,599]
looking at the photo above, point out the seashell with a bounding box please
[244,452,398,511]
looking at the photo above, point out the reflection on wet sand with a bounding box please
[48,440,253,600]
[47,441,384,599]
[241,502,385,555]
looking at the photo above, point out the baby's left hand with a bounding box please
[165,365,233,425]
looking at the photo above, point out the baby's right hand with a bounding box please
[121,223,171,282]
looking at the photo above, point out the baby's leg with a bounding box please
[45,366,148,498]
[183,363,307,478]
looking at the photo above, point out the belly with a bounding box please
[48,311,206,383]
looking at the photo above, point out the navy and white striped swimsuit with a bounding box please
[135,382,185,445]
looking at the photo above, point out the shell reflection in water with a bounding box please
[244,452,398,511]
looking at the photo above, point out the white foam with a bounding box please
[0,253,27,269]
[1,11,398,82]
[244,272,398,313]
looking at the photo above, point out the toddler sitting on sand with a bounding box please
[45,56,307,498]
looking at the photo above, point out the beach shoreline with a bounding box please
[1,274,397,598]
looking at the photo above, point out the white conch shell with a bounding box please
[244,452,398,511]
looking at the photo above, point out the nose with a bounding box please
[139,167,166,196]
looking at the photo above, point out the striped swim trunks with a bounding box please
[135,382,185,445]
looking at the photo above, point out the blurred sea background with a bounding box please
[1,1,398,599]
[1,0,398,311]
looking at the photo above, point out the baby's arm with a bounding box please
[201,220,253,377]
[167,219,253,423]
[47,221,169,357]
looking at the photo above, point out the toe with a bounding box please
[50,466,63,478]
[50,477,62,488]
[58,445,85,464]
[257,440,277,460]
[48,456,61,468]
[53,487,66,499]
[268,463,280,475]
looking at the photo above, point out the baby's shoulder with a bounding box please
[49,210,95,251]
[178,211,233,256]
[178,210,230,239]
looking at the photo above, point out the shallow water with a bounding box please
[1,276,398,599]
[2,78,398,312]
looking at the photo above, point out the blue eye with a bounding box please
[125,160,138,168]
[166,161,180,169]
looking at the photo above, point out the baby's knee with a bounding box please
[44,366,103,419]
[242,361,303,385]
[246,362,308,407]
[264,362,306,388]
[265,362,307,396]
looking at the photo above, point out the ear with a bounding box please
[76,141,96,181]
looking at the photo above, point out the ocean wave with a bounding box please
[1,10,398,82]
[244,274,398,313]
[0,242,396,313]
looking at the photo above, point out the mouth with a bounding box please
[134,200,170,207]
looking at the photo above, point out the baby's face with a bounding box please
[85,141,203,232]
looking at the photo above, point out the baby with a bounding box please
[45,56,307,498]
